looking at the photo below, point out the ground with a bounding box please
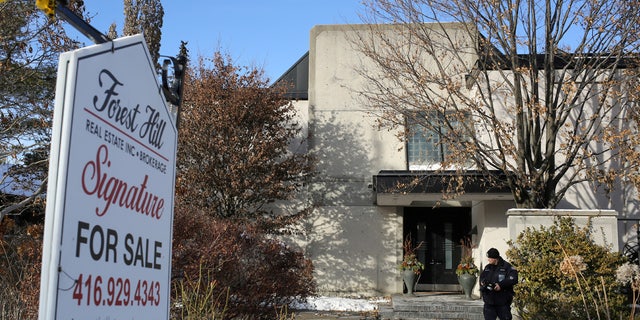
[291,296,389,319]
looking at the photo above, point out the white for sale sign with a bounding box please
[39,34,176,320]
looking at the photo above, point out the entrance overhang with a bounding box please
[373,170,513,206]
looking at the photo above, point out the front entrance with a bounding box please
[403,207,472,291]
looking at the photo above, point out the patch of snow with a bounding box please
[291,296,389,312]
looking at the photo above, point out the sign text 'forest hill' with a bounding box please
[93,69,167,150]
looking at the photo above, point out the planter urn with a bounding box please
[458,273,477,299]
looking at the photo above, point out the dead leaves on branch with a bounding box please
[177,52,315,229]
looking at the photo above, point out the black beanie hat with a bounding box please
[487,248,500,259]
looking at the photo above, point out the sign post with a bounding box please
[39,34,177,320]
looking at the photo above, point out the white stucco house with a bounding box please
[274,23,640,296]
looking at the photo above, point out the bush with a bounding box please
[506,217,627,320]
[172,210,316,319]
[0,217,43,320]
[171,264,229,319]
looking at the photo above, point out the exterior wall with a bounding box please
[302,25,406,295]
[308,25,406,176]
[296,205,402,295]
[478,70,638,216]
[282,23,639,296]
[507,209,619,249]
[473,201,516,267]
[290,100,309,154]
[465,200,516,296]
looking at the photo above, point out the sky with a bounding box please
[66,1,365,82]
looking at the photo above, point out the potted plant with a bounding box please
[398,235,424,295]
[456,236,478,299]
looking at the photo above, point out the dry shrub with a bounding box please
[172,264,229,319]
[172,208,316,319]
[0,217,43,319]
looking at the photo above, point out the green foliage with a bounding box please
[506,217,627,320]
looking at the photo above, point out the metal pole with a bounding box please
[55,3,110,44]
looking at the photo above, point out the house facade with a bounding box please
[276,24,639,296]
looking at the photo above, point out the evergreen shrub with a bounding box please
[506,217,627,320]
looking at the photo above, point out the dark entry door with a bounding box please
[404,207,471,291]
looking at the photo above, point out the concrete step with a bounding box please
[381,293,485,320]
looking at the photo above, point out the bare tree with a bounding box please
[0,0,83,219]
[352,0,640,208]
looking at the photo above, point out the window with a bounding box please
[407,112,462,170]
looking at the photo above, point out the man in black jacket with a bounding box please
[479,248,518,320]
